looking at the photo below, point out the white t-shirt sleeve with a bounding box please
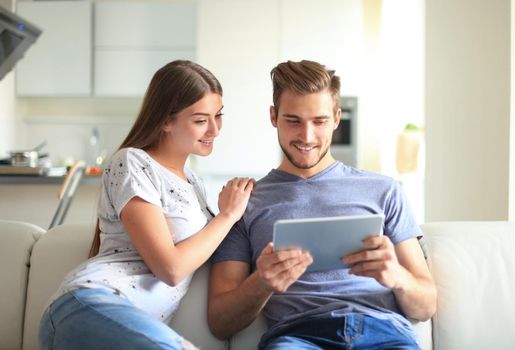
[105,148,163,217]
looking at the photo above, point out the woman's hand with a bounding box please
[217,177,255,222]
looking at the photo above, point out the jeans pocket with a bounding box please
[38,308,56,350]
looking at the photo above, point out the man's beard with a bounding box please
[279,140,329,170]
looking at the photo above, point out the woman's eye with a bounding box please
[194,120,207,124]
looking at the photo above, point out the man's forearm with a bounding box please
[208,271,273,339]
[393,269,437,321]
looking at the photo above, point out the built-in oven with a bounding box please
[332,96,357,167]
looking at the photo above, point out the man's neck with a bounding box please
[277,155,337,179]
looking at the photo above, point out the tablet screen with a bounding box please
[273,214,384,272]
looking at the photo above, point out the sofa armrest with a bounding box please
[22,223,93,350]
[0,220,45,350]
[421,221,515,350]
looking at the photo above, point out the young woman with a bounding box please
[38,60,254,350]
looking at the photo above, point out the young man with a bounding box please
[208,60,436,349]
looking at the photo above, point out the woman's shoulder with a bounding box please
[107,148,154,169]
[110,147,147,162]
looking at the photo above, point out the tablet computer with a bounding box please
[273,214,384,272]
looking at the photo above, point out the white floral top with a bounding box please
[51,147,214,322]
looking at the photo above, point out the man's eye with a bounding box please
[287,119,300,124]
[314,120,327,125]
[215,113,223,119]
[194,120,207,124]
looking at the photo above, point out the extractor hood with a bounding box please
[0,5,41,81]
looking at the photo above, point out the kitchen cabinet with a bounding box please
[94,2,196,96]
[16,1,92,96]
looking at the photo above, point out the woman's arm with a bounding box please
[120,177,254,286]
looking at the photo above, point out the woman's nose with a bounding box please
[206,118,220,137]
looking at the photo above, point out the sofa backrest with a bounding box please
[21,223,226,350]
[421,221,515,350]
[0,220,44,350]
[169,263,227,350]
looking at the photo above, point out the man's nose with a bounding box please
[299,123,315,143]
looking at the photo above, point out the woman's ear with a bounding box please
[162,119,173,132]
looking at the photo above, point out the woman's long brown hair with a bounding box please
[88,60,223,258]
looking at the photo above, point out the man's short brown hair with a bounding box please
[270,60,341,114]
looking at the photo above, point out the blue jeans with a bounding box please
[261,314,420,350]
[38,288,193,350]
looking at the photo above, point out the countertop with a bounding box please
[0,174,101,185]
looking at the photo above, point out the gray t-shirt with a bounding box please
[51,148,213,322]
[211,161,422,345]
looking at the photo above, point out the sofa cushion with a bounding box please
[0,220,44,350]
[421,221,515,350]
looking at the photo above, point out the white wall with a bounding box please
[425,0,511,221]
[194,0,281,179]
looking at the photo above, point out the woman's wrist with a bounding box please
[216,210,239,225]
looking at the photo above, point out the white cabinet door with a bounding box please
[16,1,92,96]
[94,2,196,97]
[94,2,196,47]
[94,49,195,96]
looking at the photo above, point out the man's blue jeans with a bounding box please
[262,314,420,350]
[38,288,192,350]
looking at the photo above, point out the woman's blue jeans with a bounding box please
[38,288,193,350]
[262,314,420,350]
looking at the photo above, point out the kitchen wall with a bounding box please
[15,99,138,166]
[4,0,425,169]
[0,0,426,223]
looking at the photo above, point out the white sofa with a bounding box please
[1,220,515,350]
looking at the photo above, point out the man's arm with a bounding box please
[208,243,312,340]
[344,236,437,321]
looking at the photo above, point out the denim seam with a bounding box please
[343,315,363,343]
[70,291,185,350]
[44,307,57,349]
